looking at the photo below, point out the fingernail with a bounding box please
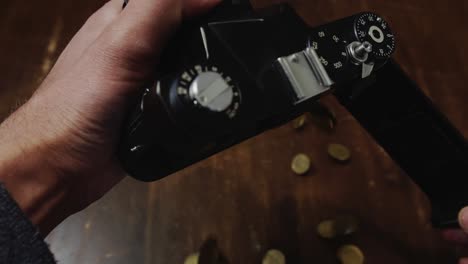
[459,207,468,231]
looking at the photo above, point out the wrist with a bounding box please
[0,103,73,235]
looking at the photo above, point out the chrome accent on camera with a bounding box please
[276,48,333,104]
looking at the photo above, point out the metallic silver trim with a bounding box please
[369,25,385,43]
[189,72,234,112]
[208,18,265,25]
[200,27,210,59]
[155,81,161,95]
[276,49,333,104]
[140,88,150,111]
[347,41,372,64]
[303,48,334,87]
[130,145,144,153]
[362,62,375,79]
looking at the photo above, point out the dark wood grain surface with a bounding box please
[1,0,467,263]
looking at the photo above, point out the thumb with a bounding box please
[459,207,468,233]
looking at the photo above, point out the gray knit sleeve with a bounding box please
[0,184,56,264]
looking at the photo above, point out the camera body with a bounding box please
[119,4,394,181]
[119,2,468,227]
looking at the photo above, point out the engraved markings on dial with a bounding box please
[310,30,347,70]
[355,13,395,58]
[177,65,241,119]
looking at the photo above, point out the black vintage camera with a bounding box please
[119,2,468,228]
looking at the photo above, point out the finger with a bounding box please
[441,229,468,244]
[183,0,223,17]
[48,0,123,79]
[459,207,468,233]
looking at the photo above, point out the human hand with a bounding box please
[0,0,219,235]
[441,207,468,264]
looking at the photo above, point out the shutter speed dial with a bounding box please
[355,13,396,59]
[176,64,241,119]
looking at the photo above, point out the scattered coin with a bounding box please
[262,249,286,264]
[327,143,351,162]
[337,245,364,264]
[292,114,307,129]
[317,216,359,239]
[317,220,337,239]
[184,253,199,264]
[291,153,311,175]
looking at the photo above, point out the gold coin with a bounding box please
[291,153,311,175]
[327,143,351,162]
[184,253,199,264]
[317,220,337,239]
[262,249,286,264]
[317,216,359,239]
[292,115,307,129]
[337,245,364,264]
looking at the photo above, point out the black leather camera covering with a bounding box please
[119,1,468,227]
[335,61,468,227]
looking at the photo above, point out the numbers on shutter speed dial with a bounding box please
[308,30,348,73]
[355,13,396,59]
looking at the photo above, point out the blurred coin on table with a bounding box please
[327,143,351,162]
[184,253,199,264]
[291,153,311,175]
[337,244,364,264]
[292,114,307,129]
[317,220,338,239]
[317,216,359,239]
[262,249,286,264]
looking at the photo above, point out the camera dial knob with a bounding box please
[354,13,396,59]
[347,41,373,64]
[176,65,241,119]
[189,71,233,112]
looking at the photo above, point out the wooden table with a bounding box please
[1,0,467,263]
